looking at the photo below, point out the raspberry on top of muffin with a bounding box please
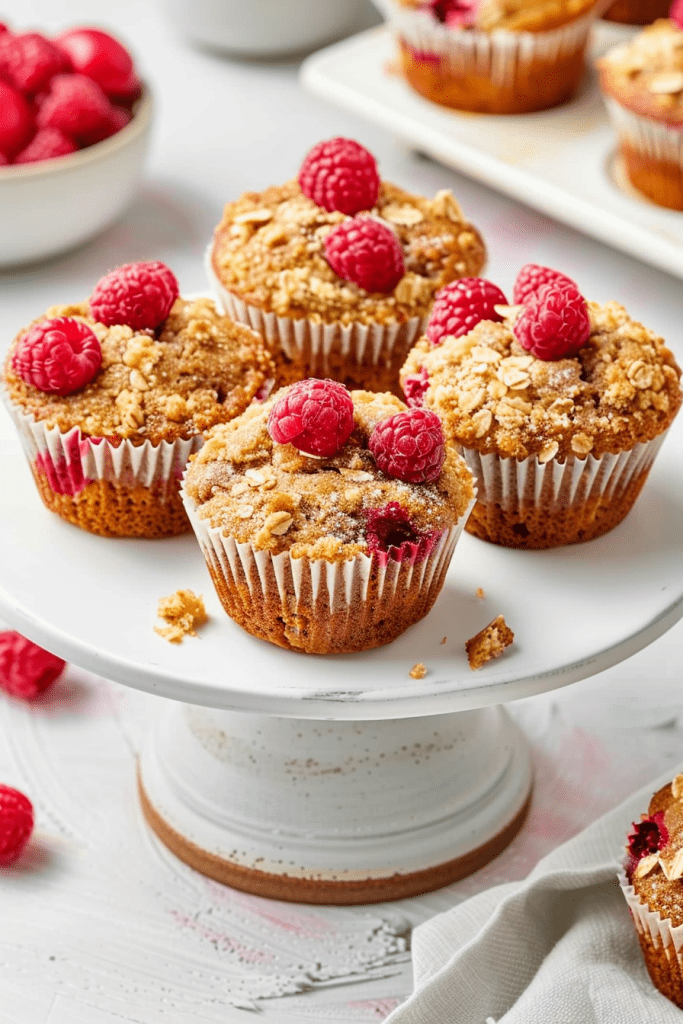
[400,265,682,463]
[209,137,486,328]
[4,260,273,444]
[183,379,474,562]
[394,0,601,32]
[598,16,683,125]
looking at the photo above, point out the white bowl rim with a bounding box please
[0,86,153,180]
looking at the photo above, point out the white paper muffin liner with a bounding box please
[603,95,683,164]
[182,479,474,651]
[618,866,683,1000]
[205,246,427,379]
[373,0,597,90]
[5,398,202,500]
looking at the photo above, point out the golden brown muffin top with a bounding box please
[183,389,475,560]
[627,777,683,927]
[3,297,273,444]
[210,180,485,327]
[400,301,682,461]
[599,20,683,123]
[392,0,599,33]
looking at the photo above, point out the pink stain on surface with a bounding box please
[204,878,335,938]
[348,998,402,1018]
[169,909,274,964]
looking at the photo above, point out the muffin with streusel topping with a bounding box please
[3,261,272,538]
[207,137,485,398]
[599,18,683,209]
[373,0,604,114]
[400,265,681,548]
[182,381,475,653]
[620,772,683,1010]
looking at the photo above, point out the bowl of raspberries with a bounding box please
[0,22,152,266]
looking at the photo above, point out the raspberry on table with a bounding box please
[89,261,179,331]
[298,137,380,216]
[14,127,77,164]
[0,631,66,699]
[368,408,445,484]
[426,278,508,346]
[56,27,139,102]
[0,79,34,159]
[324,216,405,294]
[12,317,102,395]
[512,263,578,306]
[0,31,71,95]
[267,379,354,458]
[0,784,34,866]
[36,72,114,144]
[513,281,590,360]
[402,367,430,407]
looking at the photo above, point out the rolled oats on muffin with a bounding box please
[400,264,682,549]
[3,261,273,538]
[599,16,683,209]
[373,0,605,114]
[206,137,486,397]
[620,773,683,1010]
[182,380,475,654]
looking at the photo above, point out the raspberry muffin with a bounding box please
[620,773,683,1009]
[3,261,272,538]
[207,137,486,397]
[182,380,475,654]
[373,0,604,114]
[599,17,683,209]
[400,265,682,549]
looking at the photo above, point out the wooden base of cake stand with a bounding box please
[137,702,532,904]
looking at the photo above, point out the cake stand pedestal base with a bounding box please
[138,702,532,904]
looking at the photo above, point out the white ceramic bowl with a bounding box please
[164,0,366,56]
[0,89,153,268]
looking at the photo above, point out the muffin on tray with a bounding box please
[599,16,683,209]
[182,379,475,654]
[373,0,605,113]
[206,136,486,396]
[3,261,273,538]
[620,773,683,1010]
[400,266,682,548]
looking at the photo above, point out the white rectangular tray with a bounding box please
[300,24,683,279]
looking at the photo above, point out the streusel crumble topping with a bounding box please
[401,301,682,460]
[4,298,272,443]
[395,0,599,33]
[210,180,485,325]
[599,20,683,121]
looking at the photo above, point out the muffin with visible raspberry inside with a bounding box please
[620,773,683,1010]
[207,137,486,397]
[373,0,604,114]
[400,265,682,549]
[3,261,273,538]
[182,380,475,653]
[599,17,683,209]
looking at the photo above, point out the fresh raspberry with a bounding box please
[513,282,590,360]
[368,408,445,484]
[428,0,479,27]
[299,137,380,216]
[0,152,8,165]
[12,317,102,395]
[267,379,354,458]
[79,105,129,146]
[325,217,404,294]
[89,261,179,331]
[512,264,578,306]
[36,73,114,145]
[426,278,508,346]
[365,502,439,565]
[0,631,66,699]
[0,32,71,95]
[671,0,683,28]
[14,127,77,164]
[55,27,138,101]
[403,366,430,408]
[0,79,34,158]
[0,784,33,866]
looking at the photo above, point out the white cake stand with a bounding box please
[1,399,683,903]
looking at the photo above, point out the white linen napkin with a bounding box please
[385,766,683,1024]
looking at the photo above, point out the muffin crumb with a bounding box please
[440,636,447,645]
[155,590,208,644]
[409,662,427,679]
[466,615,514,670]
[476,587,486,599]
